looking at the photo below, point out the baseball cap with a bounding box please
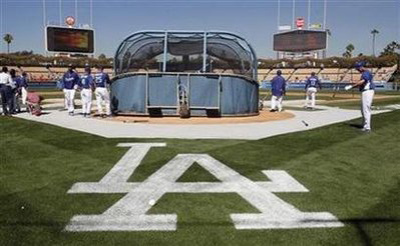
[355,61,366,69]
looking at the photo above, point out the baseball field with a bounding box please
[1,92,400,245]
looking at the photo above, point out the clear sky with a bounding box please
[1,0,399,58]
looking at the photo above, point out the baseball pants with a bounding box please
[361,90,374,130]
[95,87,111,115]
[21,87,27,105]
[305,87,317,108]
[0,84,9,114]
[63,89,68,109]
[271,95,283,112]
[80,89,92,115]
[64,89,76,113]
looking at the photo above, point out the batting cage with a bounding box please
[111,30,259,117]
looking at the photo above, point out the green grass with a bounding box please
[1,111,400,245]
[30,88,61,93]
[323,97,400,109]
[40,94,64,100]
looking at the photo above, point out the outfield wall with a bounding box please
[260,81,396,91]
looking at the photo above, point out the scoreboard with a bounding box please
[273,30,327,52]
[46,26,95,54]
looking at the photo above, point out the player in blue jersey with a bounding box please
[18,72,29,106]
[304,72,322,109]
[62,66,80,116]
[79,67,95,117]
[349,62,375,132]
[270,70,286,112]
[8,69,18,114]
[14,72,29,112]
[94,66,111,117]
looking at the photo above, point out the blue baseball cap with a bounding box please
[355,61,366,69]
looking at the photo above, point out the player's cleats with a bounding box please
[361,128,371,133]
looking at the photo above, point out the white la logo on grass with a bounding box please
[65,143,343,231]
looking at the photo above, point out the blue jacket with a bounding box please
[360,70,375,91]
[94,72,110,88]
[79,74,94,89]
[305,76,322,90]
[271,75,286,97]
[63,71,79,90]
[16,76,28,88]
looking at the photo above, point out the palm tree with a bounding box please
[98,54,107,60]
[3,33,13,53]
[371,29,379,56]
[343,44,355,58]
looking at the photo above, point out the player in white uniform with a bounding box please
[62,66,80,116]
[270,70,286,112]
[348,62,375,132]
[304,72,322,109]
[94,67,111,117]
[79,67,95,117]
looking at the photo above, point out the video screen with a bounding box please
[273,30,327,52]
[46,26,94,53]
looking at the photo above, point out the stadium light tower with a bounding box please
[277,0,281,31]
[323,0,327,29]
[42,0,46,28]
[59,0,62,26]
[371,29,379,56]
[276,0,281,59]
[0,0,2,53]
[292,0,296,29]
[323,0,328,58]
[90,0,93,27]
[75,0,78,26]
[42,0,47,55]
[308,0,311,29]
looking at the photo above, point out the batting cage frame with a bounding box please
[111,30,259,117]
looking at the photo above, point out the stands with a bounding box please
[7,66,113,83]
[6,64,397,84]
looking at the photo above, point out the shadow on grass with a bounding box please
[306,217,400,246]
[0,221,64,227]
[347,123,363,129]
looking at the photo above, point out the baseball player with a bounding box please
[8,69,18,114]
[0,67,14,115]
[62,66,80,116]
[94,66,111,117]
[270,70,286,112]
[18,72,29,106]
[348,62,375,132]
[304,72,322,109]
[79,67,95,117]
